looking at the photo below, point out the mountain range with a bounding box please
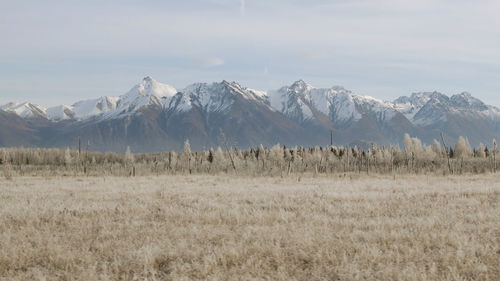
[1,76,499,152]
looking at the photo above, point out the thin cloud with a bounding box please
[240,0,246,17]
[190,57,225,67]
[1,0,500,106]
[302,51,330,59]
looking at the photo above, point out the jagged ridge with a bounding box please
[2,77,500,151]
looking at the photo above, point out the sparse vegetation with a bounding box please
[0,135,498,178]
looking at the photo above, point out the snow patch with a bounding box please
[46,105,74,121]
[72,96,119,119]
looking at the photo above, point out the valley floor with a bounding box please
[0,175,499,280]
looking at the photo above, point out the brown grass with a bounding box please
[0,175,499,280]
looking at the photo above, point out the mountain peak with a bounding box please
[128,77,177,98]
[290,79,312,91]
[458,91,472,97]
[221,80,237,87]
[451,91,487,110]
[428,91,448,100]
[140,76,160,89]
[142,76,155,82]
[411,91,444,99]
[0,101,47,119]
[0,101,18,110]
[293,79,311,87]
[221,80,245,90]
[395,91,446,104]
[112,77,178,115]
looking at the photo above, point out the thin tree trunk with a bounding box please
[441,132,452,174]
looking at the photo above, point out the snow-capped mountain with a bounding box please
[269,80,318,123]
[0,77,314,151]
[0,77,175,122]
[0,102,47,119]
[113,76,177,116]
[71,96,119,120]
[392,91,500,146]
[451,92,488,111]
[393,91,500,126]
[449,92,500,122]
[393,91,450,126]
[269,80,401,128]
[267,80,419,146]
[393,92,436,120]
[181,80,271,114]
[67,76,176,120]
[2,76,500,151]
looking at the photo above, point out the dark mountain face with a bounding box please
[2,77,500,152]
[0,110,40,146]
[40,107,176,153]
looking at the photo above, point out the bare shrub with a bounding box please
[431,139,442,155]
[2,163,13,180]
[124,146,135,165]
[455,136,472,158]
[64,148,72,166]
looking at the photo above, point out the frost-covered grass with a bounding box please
[0,175,499,280]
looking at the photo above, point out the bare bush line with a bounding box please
[0,135,498,178]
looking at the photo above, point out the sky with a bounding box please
[1,0,500,107]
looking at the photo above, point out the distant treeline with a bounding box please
[0,134,498,178]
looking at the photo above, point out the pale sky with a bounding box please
[1,0,500,106]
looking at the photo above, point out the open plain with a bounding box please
[0,175,499,280]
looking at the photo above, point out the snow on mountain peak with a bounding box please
[290,79,313,92]
[0,102,17,111]
[143,75,155,83]
[0,102,47,119]
[176,80,273,116]
[270,80,400,125]
[450,92,487,110]
[222,81,269,103]
[46,105,74,121]
[71,96,119,119]
[113,77,178,115]
[138,76,176,97]
[393,91,446,121]
[391,90,500,127]
[393,90,495,126]
[457,91,473,98]
[4,77,499,132]
[44,77,180,121]
[120,76,176,100]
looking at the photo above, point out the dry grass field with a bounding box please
[0,175,499,280]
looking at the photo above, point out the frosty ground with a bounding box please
[0,175,499,280]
